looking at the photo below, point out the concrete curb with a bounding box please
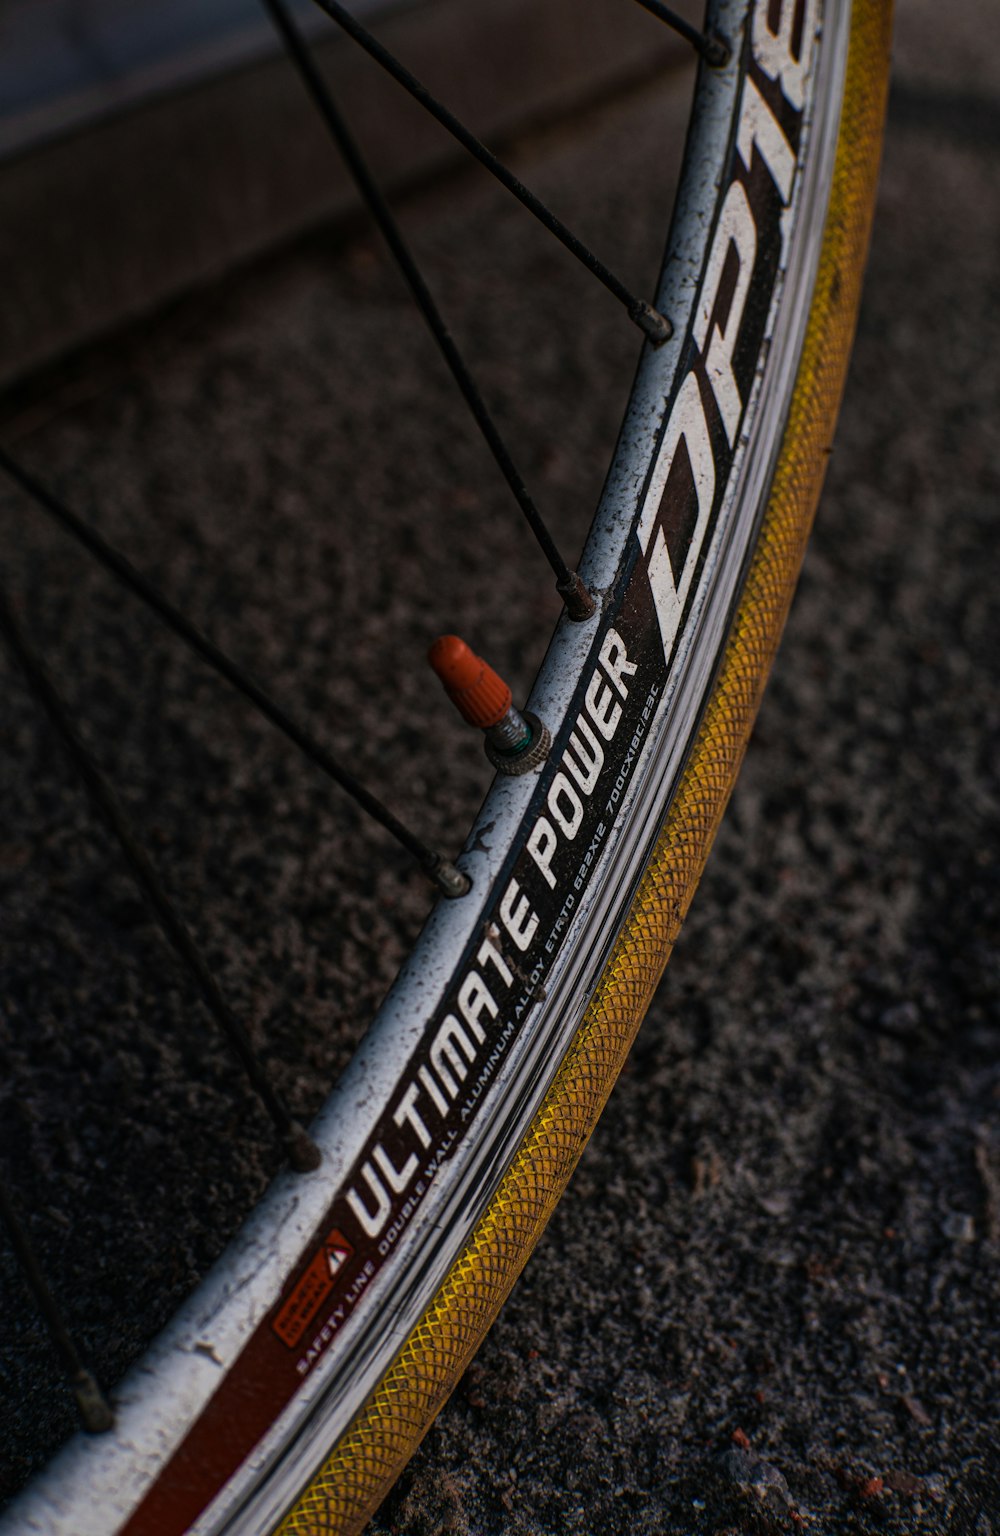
[0,0,683,390]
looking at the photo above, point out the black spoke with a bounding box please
[261,0,597,623]
[0,447,469,897]
[0,582,321,1173]
[0,1176,115,1433]
[631,0,731,67]
[303,0,672,347]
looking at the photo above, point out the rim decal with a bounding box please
[272,1231,356,1352]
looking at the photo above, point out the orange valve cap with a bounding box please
[428,635,512,730]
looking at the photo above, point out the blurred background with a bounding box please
[1,1,997,1532]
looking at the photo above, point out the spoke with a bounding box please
[261,0,597,622]
[0,582,321,1173]
[631,0,731,67]
[302,0,672,346]
[0,446,469,897]
[0,1175,115,1433]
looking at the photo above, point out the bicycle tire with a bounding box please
[3,1,892,1532]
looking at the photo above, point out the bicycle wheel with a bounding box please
[2,1,891,1531]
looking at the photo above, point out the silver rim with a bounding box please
[4,3,849,1532]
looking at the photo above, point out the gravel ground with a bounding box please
[1,3,998,1532]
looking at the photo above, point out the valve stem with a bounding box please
[429,635,550,776]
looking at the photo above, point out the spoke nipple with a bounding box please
[285,1121,322,1173]
[428,635,550,777]
[632,300,673,348]
[556,569,597,622]
[73,1368,115,1434]
[431,857,472,899]
[702,30,732,68]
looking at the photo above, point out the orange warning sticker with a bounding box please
[272,1229,354,1349]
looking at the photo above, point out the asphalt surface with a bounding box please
[1,3,998,1533]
